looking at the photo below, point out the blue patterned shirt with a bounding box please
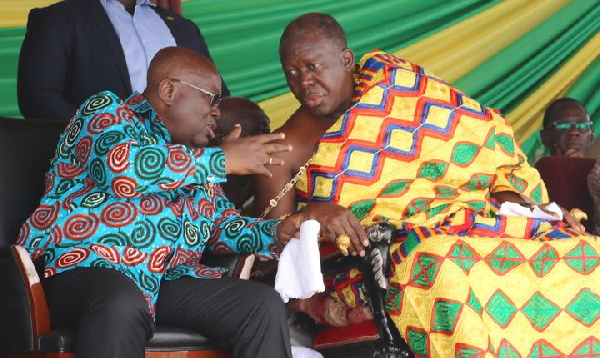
[18,91,281,315]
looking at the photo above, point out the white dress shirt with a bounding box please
[100,0,177,93]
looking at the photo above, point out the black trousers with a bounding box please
[43,267,292,358]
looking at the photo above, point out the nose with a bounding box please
[300,70,314,87]
[567,123,581,136]
[209,106,220,124]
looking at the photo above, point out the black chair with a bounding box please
[0,117,252,358]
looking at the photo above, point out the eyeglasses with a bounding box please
[169,78,222,107]
[548,120,593,132]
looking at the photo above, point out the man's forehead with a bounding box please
[187,71,220,88]
[284,38,336,60]
[552,103,589,122]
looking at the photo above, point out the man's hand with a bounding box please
[564,148,585,158]
[221,125,292,177]
[276,212,311,244]
[300,202,368,257]
[493,191,586,232]
[538,203,586,232]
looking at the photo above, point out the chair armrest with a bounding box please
[200,252,255,279]
[1,245,52,353]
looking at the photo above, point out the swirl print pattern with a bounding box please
[16,91,281,316]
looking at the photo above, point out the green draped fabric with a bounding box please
[186,0,503,101]
[0,0,597,163]
[0,27,26,116]
[453,0,599,114]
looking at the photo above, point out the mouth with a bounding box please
[566,141,584,150]
[303,93,323,108]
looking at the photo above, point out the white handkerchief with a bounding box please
[275,220,325,303]
[292,346,324,358]
[497,201,563,221]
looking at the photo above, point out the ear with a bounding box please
[540,128,552,150]
[158,79,175,105]
[341,48,355,72]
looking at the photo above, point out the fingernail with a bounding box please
[280,133,285,139]
[359,250,365,257]
[288,145,293,151]
[363,240,369,246]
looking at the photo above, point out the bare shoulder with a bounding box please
[272,108,317,171]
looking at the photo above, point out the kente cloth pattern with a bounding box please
[17,91,281,316]
[295,51,600,354]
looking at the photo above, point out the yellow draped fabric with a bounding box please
[295,51,600,356]
[0,1,60,27]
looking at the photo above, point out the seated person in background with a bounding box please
[540,97,593,157]
[256,13,599,355]
[216,97,271,213]
[17,46,306,358]
[537,98,596,232]
[18,0,229,120]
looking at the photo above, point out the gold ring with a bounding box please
[336,234,351,255]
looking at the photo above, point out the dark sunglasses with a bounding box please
[547,120,593,132]
[169,78,222,107]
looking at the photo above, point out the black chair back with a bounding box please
[0,117,67,248]
[0,117,66,354]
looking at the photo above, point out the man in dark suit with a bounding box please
[18,0,229,120]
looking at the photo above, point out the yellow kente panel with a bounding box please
[347,115,385,143]
[508,31,600,142]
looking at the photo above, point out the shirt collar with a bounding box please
[100,0,153,8]
[125,92,172,142]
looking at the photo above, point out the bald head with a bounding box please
[145,46,218,96]
[143,46,222,149]
[280,13,347,59]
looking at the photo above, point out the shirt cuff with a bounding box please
[192,147,226,184]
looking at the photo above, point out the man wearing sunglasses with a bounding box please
[541,97,594,158]
[16,46,306,358]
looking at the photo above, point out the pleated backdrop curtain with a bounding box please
[0,0,598,163]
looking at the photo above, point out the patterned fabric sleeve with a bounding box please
[490,112,548,204]
[206,185,282,260]
[587,160,600,233]
[69,92,226,198]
